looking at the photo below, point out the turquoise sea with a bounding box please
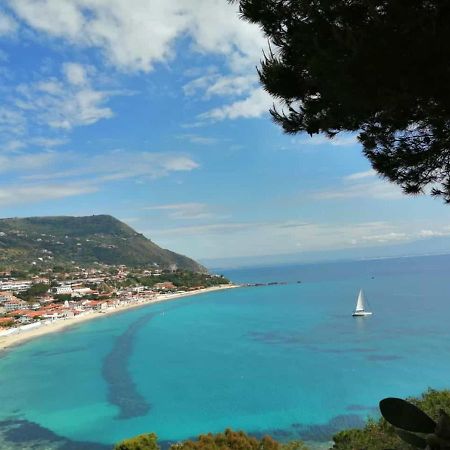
[1,254,450,449]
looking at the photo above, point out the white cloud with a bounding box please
[356,231,408,244]
[314,181,403,200]
[14,64,114,130]
[1,137,68,153]
[344,169,377,181]
[158,155,198,172]
[184,73,258,99]
[313,170,404,201]
[145,219,450,259]
[8,0,264,73]
[0,11,17,35]
[0,150,199,206]
[0,107,26,136]
[63,62,88,86]
[30,137,68,148]
[23,151,199,183]
[7,0,268,122]
[183,74,217,97]
[0,182,97,205]
[418,229,450,238]
[178,134,218,145]
[144,203,212,220]
[200,88,273,121]
[8,0,84,37]
[2,139,27,152]
[0,151,57,173]
[146,221,255,237]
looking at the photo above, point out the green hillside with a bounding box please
[0,215,206,272]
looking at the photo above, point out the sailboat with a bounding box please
[352,289,372,317]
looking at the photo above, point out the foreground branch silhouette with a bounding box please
[231,0,450,202]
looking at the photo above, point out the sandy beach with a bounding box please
[0,284,239,352]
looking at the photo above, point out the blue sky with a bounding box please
[1,0,450,265]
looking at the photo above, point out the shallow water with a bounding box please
[1,254,450,448]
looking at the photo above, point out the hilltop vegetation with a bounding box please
[0,215,205,272]
[115,429,308,450]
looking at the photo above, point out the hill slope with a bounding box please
[0,215,206,272]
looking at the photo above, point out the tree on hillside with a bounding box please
[114,430,308,450]
[17,283,50,301]
[114,433,159,450]
[231,0,450,202]
[170,429,280,450]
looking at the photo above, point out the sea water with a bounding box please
[1,254,450,449]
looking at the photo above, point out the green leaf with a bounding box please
[395,429,427,448]
[379,398,436,433]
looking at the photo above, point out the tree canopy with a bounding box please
[170,429,280,450]
[114,433,159,450]
[231,0,450,201]
[115,429,308,450]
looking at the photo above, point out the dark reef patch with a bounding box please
[246,331,309,346]
[310,347,377,354]
[0,418,109,449]
[289,414,366,441]
[102,311,156,420]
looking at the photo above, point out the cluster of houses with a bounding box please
[0,268,181,331]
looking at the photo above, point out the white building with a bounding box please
[132,286,145,293]
[4,300,29,312]
[55,286,73,295]
[71,287,92,297]
[0,281,32,292]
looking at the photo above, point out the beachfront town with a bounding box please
[0,265,230,337]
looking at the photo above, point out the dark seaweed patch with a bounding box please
[289,414,366,441]
[102,311,155,419]
[0,418,109,449]
[246,331,308,345]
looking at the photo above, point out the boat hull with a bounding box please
[352,311,373,316]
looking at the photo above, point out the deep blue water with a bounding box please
[1,254,450,449]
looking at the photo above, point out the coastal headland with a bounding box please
[0,284,239,352]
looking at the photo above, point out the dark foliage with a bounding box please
[137,270,230,289]
[332,389,450,450]
[380,397,450,449]
[170,429,280,450]
[17,283,49,301]
[231,0,450,201]
[114,433,160,450]
[115,430,307,450]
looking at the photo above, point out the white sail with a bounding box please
[352,289,372,316]
[355,290,365,312]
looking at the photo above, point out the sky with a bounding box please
[1,0,450,266]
